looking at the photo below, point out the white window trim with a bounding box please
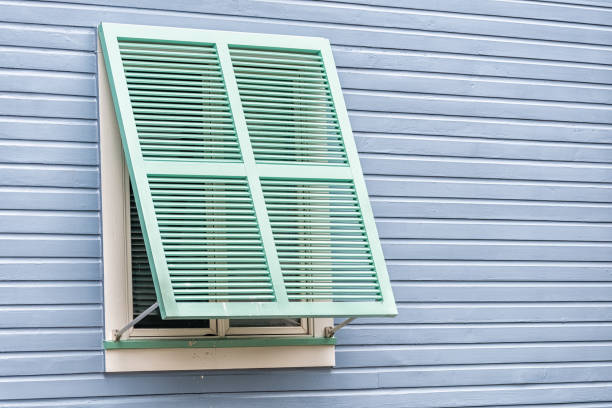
[224,318,310,336]
[99,42,334,372]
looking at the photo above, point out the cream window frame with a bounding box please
[99,42,334,372]
[224,318,311,336]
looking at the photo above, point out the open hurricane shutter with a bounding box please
[99,22,397,319]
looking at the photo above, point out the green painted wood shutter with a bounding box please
[99,22,397,319]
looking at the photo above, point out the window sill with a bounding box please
[104,337,335,371]
[104,336,335,350]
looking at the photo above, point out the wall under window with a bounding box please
[1,0,612,406]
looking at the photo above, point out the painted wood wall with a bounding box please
[1,0,612,406]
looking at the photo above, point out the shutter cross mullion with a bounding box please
[217,41,289,306]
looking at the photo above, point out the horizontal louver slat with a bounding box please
[229,46,348,166]
[262,179,382,302]
[131,187,210,329]
[149,175,273,303]
[118,39,242,162]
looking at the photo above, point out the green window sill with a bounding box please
[104,336,336,350]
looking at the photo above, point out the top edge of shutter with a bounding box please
[100,22,332,52]
[99,22,397,320]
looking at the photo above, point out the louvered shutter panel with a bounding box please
[100,23,396,319]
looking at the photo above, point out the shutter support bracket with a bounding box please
[113,302,159,341]
[324,317,356,338]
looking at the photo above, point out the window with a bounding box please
[100,46,334,371]
[129,182,311,338]
[99,23,396,372]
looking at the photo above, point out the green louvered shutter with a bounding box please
[100,22,396,319]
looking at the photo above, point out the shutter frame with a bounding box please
[99,22,397,319]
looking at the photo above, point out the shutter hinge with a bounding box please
[324,317,356,338]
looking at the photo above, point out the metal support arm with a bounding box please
[324,317,356,338]
[113,302,159,341]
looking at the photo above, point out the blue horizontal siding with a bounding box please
[0,305,103,327]
[349,112,612,144]
[0,0,611,407]
[357,135,612,164]
[0,282,101,305]
[2,3,611,64]
[333,47,612,86]
[370,304,612,323]
[385,261,612,281]
[336,341,612,367]
[3,384,612,408]
[1,363,612,400]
